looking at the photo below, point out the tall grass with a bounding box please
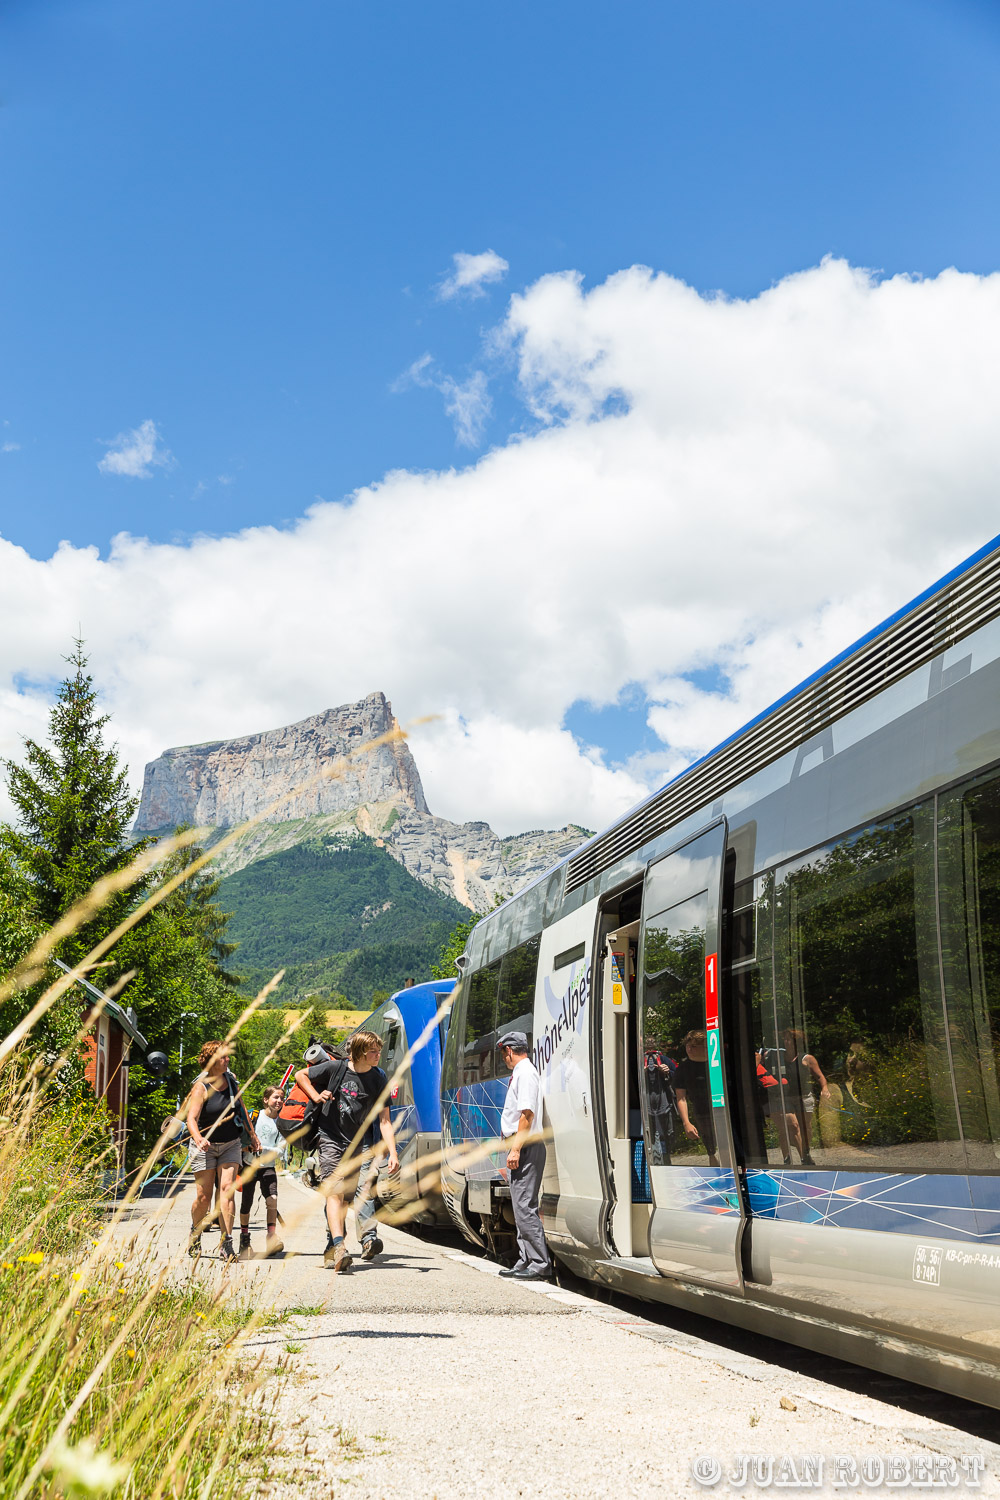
[0,1075,287,1500]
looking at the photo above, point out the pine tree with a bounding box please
[157,827,241,988]
[2,641,146,944]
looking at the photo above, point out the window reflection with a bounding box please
[938,770,1000,1169]
[464,962,500,1084]
[495,937,539,1057]
[775,810,961,1171]
[640,892,710,1163]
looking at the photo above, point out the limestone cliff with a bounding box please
[135,693,591,911]
[134,693,427,831]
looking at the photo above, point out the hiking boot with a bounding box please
[360,1234,383,1261]
[263,1233,285,1258]
[220,1236,238,1263]
[237,1232,253,1262]
[324,1242,352,1273]
[187,1231,203,1260]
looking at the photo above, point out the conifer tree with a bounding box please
[2,641,145,943]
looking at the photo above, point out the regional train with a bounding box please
[360,977,455,1225]
[372,533,1000,1408]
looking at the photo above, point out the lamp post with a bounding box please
[176,1010,198,1111]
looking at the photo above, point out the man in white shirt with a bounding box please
[497,1031,553,1282]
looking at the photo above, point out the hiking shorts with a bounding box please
[190,1138,242,1173]
[316,1136,362,1195]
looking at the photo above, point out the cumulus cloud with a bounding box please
[4,258,1000,835]
[437,249,509,301]
[2,442,20,453]
[97,418,171,479]
[396,356,491,446]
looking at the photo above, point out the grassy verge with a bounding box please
[0,1082,286,1499]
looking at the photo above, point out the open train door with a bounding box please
[637,820,745,1291]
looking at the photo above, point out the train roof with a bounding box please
[486,529,1000,919]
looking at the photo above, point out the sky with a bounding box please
[2,1,1000,835]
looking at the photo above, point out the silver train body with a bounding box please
[436,534,1000,1408]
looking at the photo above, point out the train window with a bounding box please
[464,961,501,1084]
[938,769,1000,1169]
[495,937,540,1055]
[724,871,775,1171]
[773,807,961,1173]
[640,892,714,1165]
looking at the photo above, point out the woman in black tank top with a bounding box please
[186,1040,259,1261]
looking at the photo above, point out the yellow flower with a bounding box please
[114,1262,124,1270]
[126,1349,137,1360]
[159,1289,168,1295]
[118,1287,126,1295]
[72,1271,83,1281]
[195,1312,206,1321]
[18,1252,44,1265]
[2,1263,12,1271]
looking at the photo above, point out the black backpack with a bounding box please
[277,1060,348,1152]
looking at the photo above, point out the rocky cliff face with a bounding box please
[135,692,591,911]
[134,693,427,831]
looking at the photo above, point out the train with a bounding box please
[365,532,1000,1409]
[360,977,455,1226]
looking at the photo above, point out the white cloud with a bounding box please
[396,356,491,447]
[437,249,509,301]
[97,418,171,479]
[2,442,20,453]
[4,258,1000,836]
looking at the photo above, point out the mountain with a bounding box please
[135,692,592,911]
[135,692,594,1004]
[219,835,467,1008]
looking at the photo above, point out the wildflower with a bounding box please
[118,1287,126,1295]
[72,1271,82,1281]
[2,1263,12,1271]
[195,1312,206,1320]
[18,1252,44,1265]
[126,1349,137,1360]
[47,1435,128,1495]
[114,1261,124,1270]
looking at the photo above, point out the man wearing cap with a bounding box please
[497,1031,552,1282]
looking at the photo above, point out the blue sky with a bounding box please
[3,0,999,557]
[2,1,1000,831]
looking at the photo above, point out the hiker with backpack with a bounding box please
[186,1040,260,1262]
[292,1029,399,1273]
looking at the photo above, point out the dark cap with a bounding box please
[498,1030,529,1052]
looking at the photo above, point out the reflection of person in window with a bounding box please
[644,1043,676,1164]
[781,1028,830,1167]
[673,1031,719,1167]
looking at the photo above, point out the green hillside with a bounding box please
[219,834,466,1004]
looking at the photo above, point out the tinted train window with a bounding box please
[724,872,776,1170]
[774,808,960,1172]
[495,937,540,1054]
[938,770,1000,1170]
[464,961,501,1083]
[640,892,714,1164]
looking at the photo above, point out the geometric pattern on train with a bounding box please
[660,1165,741,1216]
[746,1169,1000,1241]
[455,1084,506,1179]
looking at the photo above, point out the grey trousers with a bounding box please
[510,1141,550,1271]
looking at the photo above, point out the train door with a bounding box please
[596,883,647,1258]
[636,821,745,1290]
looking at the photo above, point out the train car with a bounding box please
[360,977,456,1224]
[441,532,1000,1407]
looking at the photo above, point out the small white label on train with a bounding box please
[912,1245,943,1285]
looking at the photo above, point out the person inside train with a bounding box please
[673,1030,720,1167]
[780,1028,830,1166]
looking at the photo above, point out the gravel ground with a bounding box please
[120,1173,1000,1499]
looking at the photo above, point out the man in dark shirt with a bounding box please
[294,1029,399,1272]
[673,1029,719,1166]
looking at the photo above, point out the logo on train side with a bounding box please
[534,961,591,1075]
